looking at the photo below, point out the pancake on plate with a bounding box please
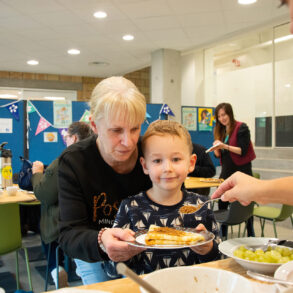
[145,225,205,245]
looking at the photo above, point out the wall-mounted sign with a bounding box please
[44,132,58,142]
[0,118,12,133]
[182,107,197,131]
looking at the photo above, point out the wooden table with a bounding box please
[184,177,223,189]
[0,188,37,204]
[50,258,273,293]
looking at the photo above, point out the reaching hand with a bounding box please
[211,171,259,205]
[101,228,146,262]
[32,161,44,174]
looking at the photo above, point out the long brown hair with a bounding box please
[214,103,236,141]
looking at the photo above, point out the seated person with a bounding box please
[108,120,220,275]
[32,121,93,288]
[188,143,216,196]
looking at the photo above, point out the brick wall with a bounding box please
[0,67,150,102]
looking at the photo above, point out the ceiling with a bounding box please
[0,0,289,78]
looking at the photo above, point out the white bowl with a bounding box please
[140,266,254,293]
[219,237,291,274]
[274,260,293,282]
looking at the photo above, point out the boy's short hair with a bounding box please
[141,120,193,155]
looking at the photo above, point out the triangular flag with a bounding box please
[27,101,36,114]
[159,104,175,117]
[80,110,90,123]
[35,117,51,136]
[59,128,68,145]
[146,112,151,119]
[6,102,20,120]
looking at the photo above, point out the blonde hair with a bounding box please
[141,120,193,155]
[90,76,146,126]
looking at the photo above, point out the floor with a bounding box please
[0,209,292,293]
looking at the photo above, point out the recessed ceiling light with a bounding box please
[285,83,291,88]
[238,0,257,5]
[93,11,107,18]
[67,49,80,55]
[27,60,39,65]
[123,34,134,41]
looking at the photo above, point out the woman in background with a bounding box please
[212,102,255,238]
[32,121,93,288]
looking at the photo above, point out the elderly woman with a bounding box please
[58,76,152,284]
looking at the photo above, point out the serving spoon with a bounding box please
[179,198,219,215]
[117,262,161,293]
[247,270,293,286]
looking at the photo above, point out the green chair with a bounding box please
[0,203,33,291]
[253,204,293,238]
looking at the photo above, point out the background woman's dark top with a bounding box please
[219,123,253,179]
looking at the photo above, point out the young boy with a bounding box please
[112,120,220,275]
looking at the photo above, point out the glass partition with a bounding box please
[274,23,293,147]
[204,23,293,148]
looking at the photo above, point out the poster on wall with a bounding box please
[198,108,213,131]
[53,101,72,128]
[44,132,58,142]
[182,107,197,131]
[0,118,12,133]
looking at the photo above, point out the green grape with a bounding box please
[233,245,293,264]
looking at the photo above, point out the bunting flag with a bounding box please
[35,117,51,136]
[27,101,36,113]
[6,102,20,120]
[159,104,175,117]
[80,110,90,123]
[144,112,151,125]
[59,128,68,145]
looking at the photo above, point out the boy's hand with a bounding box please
[190,224,213,255]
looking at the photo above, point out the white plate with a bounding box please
[140,266,254,293]
[126,227,214,249]
[274,260,293,282]
[205,142,221,153]
[219,237,284,274]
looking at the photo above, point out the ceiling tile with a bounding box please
[0,0,290,77]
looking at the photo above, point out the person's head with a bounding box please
[89,76,146,164]
[140,120,196,192]
[214,102,236,140]
[65,121,93,147]
[280,0,293,34]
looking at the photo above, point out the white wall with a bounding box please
[151,49,181,120]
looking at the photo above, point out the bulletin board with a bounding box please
[182,106,219,167]
[28,100,90,166]
[0,99,219,174]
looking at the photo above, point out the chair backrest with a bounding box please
[0,203,22,255]
[222,201,255,225]
[276,204,293,222]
